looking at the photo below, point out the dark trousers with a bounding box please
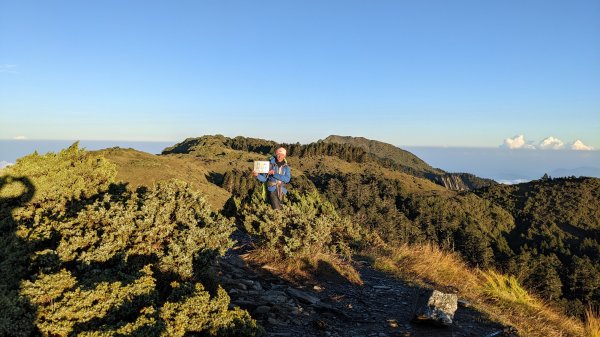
[269,190,282,210]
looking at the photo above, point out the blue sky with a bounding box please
[1,0,599,149]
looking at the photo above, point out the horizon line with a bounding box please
[1,138,598,151]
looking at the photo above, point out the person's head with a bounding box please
[275,147,287,162]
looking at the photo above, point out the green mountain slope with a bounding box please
[321,135,496,190]
[322,135,441,175]
[476,176,600,314]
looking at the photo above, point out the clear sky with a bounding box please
[1,0,599,149]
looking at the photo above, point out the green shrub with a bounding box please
[241,191,360,259]
[0,144,262,337]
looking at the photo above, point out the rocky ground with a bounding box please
[217,233,513,337]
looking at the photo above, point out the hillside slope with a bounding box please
[97,147,232,209]
[322,135,441,175]
[476,176,600,315]
[322,135,496,190]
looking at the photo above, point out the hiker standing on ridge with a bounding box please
[253,147,291,210]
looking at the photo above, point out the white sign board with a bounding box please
[254,161,270,174]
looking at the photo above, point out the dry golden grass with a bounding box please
[586,306,600,337]
[98,148,232,209]
[363,242,585,337]
[244,248,363,286]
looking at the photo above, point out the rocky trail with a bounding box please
[217,233,513,337]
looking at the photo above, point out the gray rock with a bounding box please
[287,288,320,304]
[261,290,289,304]
[231,282,248,290]
[251,281,263,291]
[412,289,458,326]
[267,317,288,326]
[226,255,247,269]
[372,285,391,290]
[253,305,271,315]
[237,279,255,286]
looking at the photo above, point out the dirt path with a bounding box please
[217,235,507,337]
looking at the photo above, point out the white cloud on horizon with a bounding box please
[13,136,28,140]
[497,179,530,185]
[0,161,13,169]
[501,135,536,149]
[502,135,596,151]
[571,140,594,151]
[539,136,565,150]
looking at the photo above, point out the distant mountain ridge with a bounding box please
[321,135,496,190]
[162,134,495,190]
[321,135,441,175]
[550,166,600,178]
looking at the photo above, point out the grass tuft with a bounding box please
[586,306,600,337]
[480,270,536,307]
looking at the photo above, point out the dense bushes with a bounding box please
[0,144,261,337]
[239,191,360,260]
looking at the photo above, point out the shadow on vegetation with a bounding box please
[1,174,247,336]
[0,175,39,336]
[206,171,225,186]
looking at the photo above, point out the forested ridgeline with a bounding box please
[315,173,600,316]
[162,135,495,190]
[476,176,600,315]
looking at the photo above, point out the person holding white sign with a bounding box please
[252,147,291,209]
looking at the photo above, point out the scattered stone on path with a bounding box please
[412,289,458,326]
[484,326,519,337]
[253,305,271,316]
[287,287,321,304]
[261,290,289,304]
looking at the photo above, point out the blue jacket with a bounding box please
[256,156,291,194]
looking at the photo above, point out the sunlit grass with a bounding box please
[363,241,584,337]
[480,270,536,307]
[586,306,600,337]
